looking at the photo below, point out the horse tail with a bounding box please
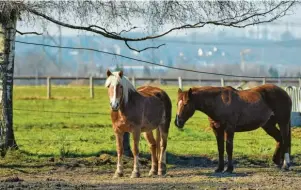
[156,90,172,164]
[155,90,172,130]
[288,119,292,155]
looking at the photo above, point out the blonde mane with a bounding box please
[105,72,136,104]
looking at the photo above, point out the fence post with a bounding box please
[178,77,182,90]
[47,76,51,99]
[90,76,94,99]
[220,78,224,87]
[132,76,136,87]
[299,78,301,87]
[262,78,266,85]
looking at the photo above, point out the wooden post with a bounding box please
[220,78,224,87]
[299,78,301,87]
[47,77,51,99]
[132,76,136,87]
[262,78,266,85]
[178,77,182,90]
[89,76,94,99]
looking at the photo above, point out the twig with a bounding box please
[125,41,166,53]
[118,26,138,35]
[16,30,42,35]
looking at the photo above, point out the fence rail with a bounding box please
[13,76,301,83]
[13,76,301,99]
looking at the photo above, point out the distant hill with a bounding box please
[15,32,301,71]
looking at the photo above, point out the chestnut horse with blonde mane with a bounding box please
[105,70,172,178]
[175,84,292,173]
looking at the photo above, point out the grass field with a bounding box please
[1,85,301,189]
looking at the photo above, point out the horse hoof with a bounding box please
[223,167,234,174]
[113,172,123,178]
[282,164,291,171]
[148,170,158,177]
[130,171,140,178]
[272,156,282,166]
[158,170,167,176]
[214,168,224,173]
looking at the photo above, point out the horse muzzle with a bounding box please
[175,114,185,129]
[110,102,120,111]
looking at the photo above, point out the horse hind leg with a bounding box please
[158,126,168,176]
[262,117,282,166]
[143,131,158,176]
[279,121,291,170]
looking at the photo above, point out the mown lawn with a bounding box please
[1,85,301,175]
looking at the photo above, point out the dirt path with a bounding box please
[1,166,301,189]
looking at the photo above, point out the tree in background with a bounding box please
[0,1,298,156]
[143,66,151,77]
[268,66,279,78]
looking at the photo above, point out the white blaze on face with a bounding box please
[177,100,183,115]
[108,83,121,109]
[110,85,117,106]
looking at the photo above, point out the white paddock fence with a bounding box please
[11,76,301,127]
[285,86,301,127]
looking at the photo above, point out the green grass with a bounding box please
[1,85,301,175]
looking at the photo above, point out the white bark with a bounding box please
[0,12,18,155]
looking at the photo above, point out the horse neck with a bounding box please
[119,89,141,114]
[193,89,221,116]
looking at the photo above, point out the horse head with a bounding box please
[175,88,196,129]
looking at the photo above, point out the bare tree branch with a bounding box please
[125,40,166,53]
[16,30,42,35]
[118,26,138,35]
[1,1,298,52]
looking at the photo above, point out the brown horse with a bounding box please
[105,70,172,178]
[175,84,292,173]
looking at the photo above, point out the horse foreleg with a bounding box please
[113,131,124,178]
[131,129,141,178]
[212,127,225,173]
[143,131,158,176]
[158,130,168,176]
[225,130,234,173]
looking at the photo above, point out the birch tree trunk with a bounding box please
[0,11,18,156]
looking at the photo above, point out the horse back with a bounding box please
[252,84,292,121]
[137,86,164,97]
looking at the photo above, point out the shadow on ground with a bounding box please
[2,148,300,174]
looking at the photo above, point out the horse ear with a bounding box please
[118,70,123,78]
[106,70,112,77]
[178,88,182,94]
[188,88,193,99]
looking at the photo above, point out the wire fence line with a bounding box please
[14,39,301,79]
[13,108,109,115]
[10,137,276,143]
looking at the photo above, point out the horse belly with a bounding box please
[236,104,273,128]
[235,123,262,132]
[141,102,165,132]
